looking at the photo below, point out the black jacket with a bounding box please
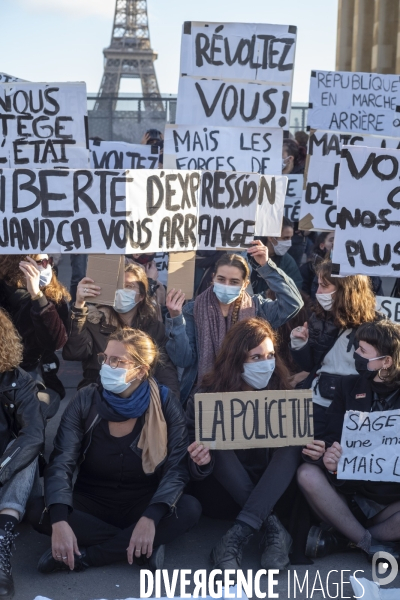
[44,383,190,514]
[0,368,45,486]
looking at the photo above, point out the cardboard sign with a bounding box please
[195,390,313,450]
[0,82,89,167]
[284,174,303,222]
[167,251,196,299]
[89,140,159,170]
[180,21,296,85]
[299,130,400,231]
[154,252,169,286]
[332,145,400,277]
[376,296,400,323]
[338,409,400,482]
[176,77,292,129]
[164,124,283,175]
[86,254,124,306]
[255,175,287,237]
[0,73,26,83]
[308,71,400,137]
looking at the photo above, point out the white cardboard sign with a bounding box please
[164,124,283,174]
[0,82,89,168]
[308,70,400,137]
[255,175,287,237]
[376,296,400,323]
[89,140,159,170]
[332,145,400,277]
[284,174,303,222]
[180,21,296,85]
[338,409,400,482]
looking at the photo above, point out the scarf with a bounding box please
[193,285,256,384]
[97,378,168,474]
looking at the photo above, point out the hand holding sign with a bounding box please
[323,442,342,472]
[188,441,211,466]
[166,289,185,318]
[302,440,326,461]
[19,257,41,298]
[247,240,269,267]
[75,277,101,309]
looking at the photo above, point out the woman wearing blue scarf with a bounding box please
[28,329,201,573]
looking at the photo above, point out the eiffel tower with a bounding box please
[96,0,161,109]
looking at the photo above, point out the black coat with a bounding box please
[0,368,45,486]
[44,383,190,514]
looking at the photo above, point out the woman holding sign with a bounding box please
[186,317,324,574]
[29,328,201,573]
[298,320,400,559]
[165,240,303,404]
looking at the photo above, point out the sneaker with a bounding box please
[37,547,90,574]
[210,523,253,573]
[260,514,292,570]
[0,524,17,599]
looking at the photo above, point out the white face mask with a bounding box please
[316,291,335,311]
[114,289,138,313]
[273,239,292,256]
[38,265,53,288]
[282,157,290,171]
[242,358,276,390]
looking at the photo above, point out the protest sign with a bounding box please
[299,130,400,230]
[194,389,313,450]
[255,175,287,237]
[284,174,303,222]
[0,73,26,83]
[154,252,169,286]
[89,140,159,170]
[167,251,196,299]
[0,81,89,168]
[164,124,283,174]
[376,296,400,324]
[332,145,400,277]
[179,21,296,85]
[338,409,400,482]
[86,254,124,306]
[176,76,292,129]
[308,71,400,136]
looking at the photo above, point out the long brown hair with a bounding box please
[356,320,400,386]
[0,309,23,372]
[213,253,251,325]
[315,260,376,328]
[0,255,70,305]
[201,317,290,392]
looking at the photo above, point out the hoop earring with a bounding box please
[378,368,389,381]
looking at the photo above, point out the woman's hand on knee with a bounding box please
[188,441,211,466]
[127,516,155,564]
[51,521,80,571]
[302,440,325,460]
[323,442,342,472]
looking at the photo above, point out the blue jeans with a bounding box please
[0,452,39,521]
[70,254,88,303]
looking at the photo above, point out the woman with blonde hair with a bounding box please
[29,329,200,574]
[0,254,70,417]
[291,260,380,438]
[0,309,44,597]
[62,262,179,396]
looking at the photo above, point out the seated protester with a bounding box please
[165,242,303,404]
[186,318,324,573]
[300,231,335,298]
[298,320,400,559]
[0,254,70,419]
[29,329,201,574]
[62,262,180,398]
[251,220,303,294]
[0,309,45,598]
[126,254,166,319]
[290,260,379,439]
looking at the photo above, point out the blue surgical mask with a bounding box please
[100,364,135,393]
[213,282,242,305]
[38,265,53,288]
[242,358,276,390]
[114,289,137,313]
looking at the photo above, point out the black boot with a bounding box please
[37,547,91,574]
[260,514,292,570]
[210,523,253,573]
[0,524,17,599]
[305,525,350,558]
[136,545,165,572]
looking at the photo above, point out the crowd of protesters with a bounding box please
[1,132,400,598]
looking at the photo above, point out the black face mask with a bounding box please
[353,351,384,380]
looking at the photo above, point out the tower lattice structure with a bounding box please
[96,0,162,109]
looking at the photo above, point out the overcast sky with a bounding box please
[2,0,338,101]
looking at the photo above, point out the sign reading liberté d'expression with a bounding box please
[338,409,400,482]
[0,168,287,254]
[0,82,89,168]
[195,390,313,450]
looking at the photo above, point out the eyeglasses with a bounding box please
[35,257,53,269]
[97,352,138,370]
